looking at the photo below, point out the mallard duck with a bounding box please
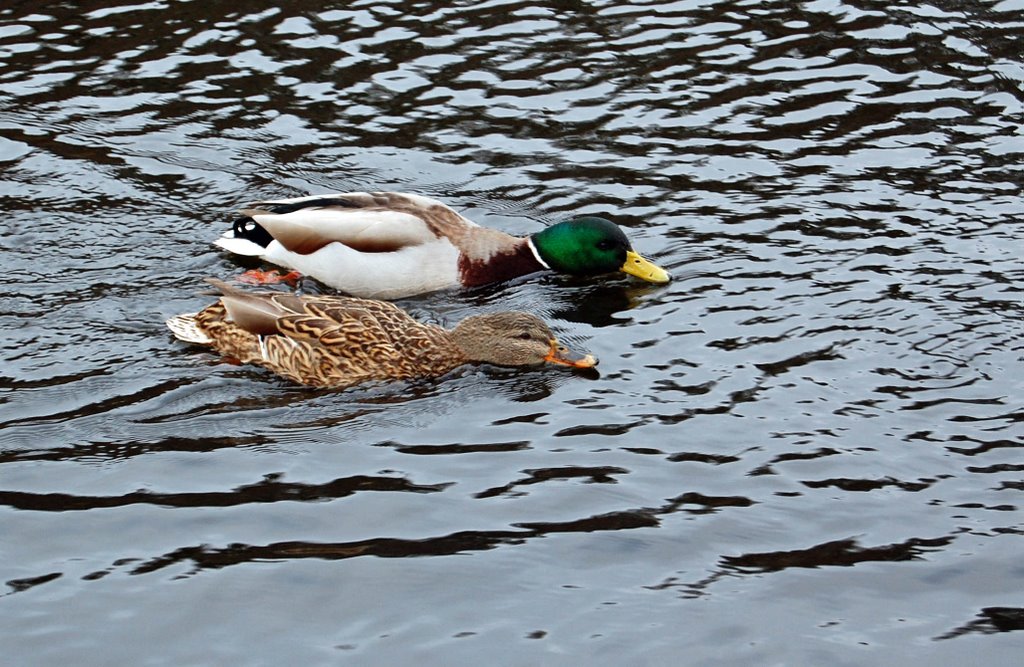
[214,192,670,299]
[167,279,597,389]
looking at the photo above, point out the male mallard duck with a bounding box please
[167,279,597,389]
[214,192,670,299]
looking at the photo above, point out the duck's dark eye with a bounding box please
[597,240,616,251]
[517,332,533,340]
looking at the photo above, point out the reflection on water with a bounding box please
[2,0,1023,664]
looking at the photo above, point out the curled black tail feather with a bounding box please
[231,217,274,248]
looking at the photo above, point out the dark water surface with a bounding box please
[2,0,1023,664]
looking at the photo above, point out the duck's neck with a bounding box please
[458,237,548,287]
[447,325,486,362]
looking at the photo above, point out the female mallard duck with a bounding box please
[167,279,597,389]
[214,192,670,299]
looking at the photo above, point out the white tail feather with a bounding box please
[166,314,212,345]
[213,235,267,256]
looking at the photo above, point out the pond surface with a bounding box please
[2,0,1023,664]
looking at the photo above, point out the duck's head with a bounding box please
[530,217,671,284]
[451,312,598,369]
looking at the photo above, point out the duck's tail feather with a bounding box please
[166,313,213,345]
[213,216,273,255]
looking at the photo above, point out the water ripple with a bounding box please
[2,0,1023,663]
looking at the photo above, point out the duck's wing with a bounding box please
[237,192,479,255]
[202,278,305,335]
[165,280,300,364]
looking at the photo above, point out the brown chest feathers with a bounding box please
[458,238,546,287]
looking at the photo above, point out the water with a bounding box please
[2,1,1023,664]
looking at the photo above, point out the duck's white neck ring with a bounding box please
[527,238,551,270]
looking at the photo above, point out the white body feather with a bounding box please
[262,238,461,300]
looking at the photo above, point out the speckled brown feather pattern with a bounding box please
[181,290,466,388]
[168,278,596,388]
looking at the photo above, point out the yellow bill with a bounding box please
[620,250,671,284]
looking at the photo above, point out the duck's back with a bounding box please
[276,297,463,387]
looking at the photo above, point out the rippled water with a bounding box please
[2,0,1023,664]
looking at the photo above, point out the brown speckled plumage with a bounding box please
[167,279,597,389]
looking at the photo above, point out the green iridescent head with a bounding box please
[530,217,671,283]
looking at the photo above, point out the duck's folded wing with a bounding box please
[241,207,439,255]
[206,278,323,336]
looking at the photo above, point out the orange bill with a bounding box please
[544,339,598,368]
